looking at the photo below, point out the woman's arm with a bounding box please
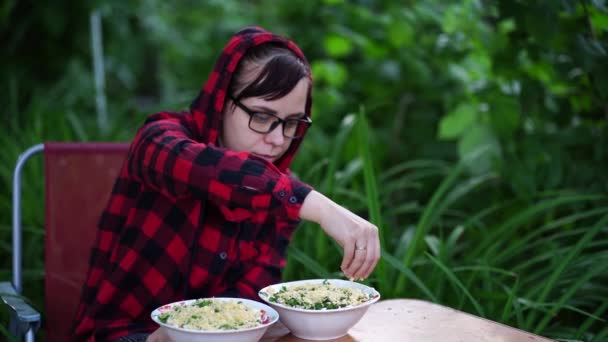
[229,189,381,284]
[128,117,312,222]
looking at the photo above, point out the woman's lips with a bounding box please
[252,153,276,161]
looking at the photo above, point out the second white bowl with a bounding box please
[258,279,380,340]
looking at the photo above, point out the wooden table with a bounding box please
[260,299,555,342]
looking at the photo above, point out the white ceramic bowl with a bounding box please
[151,297,279,342]
[258,279,380,340]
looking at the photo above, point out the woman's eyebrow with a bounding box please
[251,105,306,118]
[250,105,278,114]
[286,112,306,119]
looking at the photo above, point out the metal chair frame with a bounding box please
[1,144,44,342]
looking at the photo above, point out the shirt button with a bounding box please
[279,190,286,197]
[289,196,298,204]
[219,252,228,260]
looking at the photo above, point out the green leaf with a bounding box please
[458,123,501,175]
[438,103,478,140]
[591,9,608,32]
[396,162,466,292]
[488,95,520,138]
[382,251,438,302]
[498,18,516,34]
[287,246,333,279]
[427,253,485,317]
[311,60,348,87]
[323,34,353,58]
[356,107,388,290]
[388,20,414,48]
[531,214,608,333]
[362,39,389,59]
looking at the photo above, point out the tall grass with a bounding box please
[285,110,608,341]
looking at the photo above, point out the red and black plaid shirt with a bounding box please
[72,27,313,341]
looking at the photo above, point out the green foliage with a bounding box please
[1,0,607,340]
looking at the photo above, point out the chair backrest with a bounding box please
[44,142,129,342]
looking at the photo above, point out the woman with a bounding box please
[72,26,380,342]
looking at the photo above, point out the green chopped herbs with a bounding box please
[196,299,212,307]
[158,313,170,323]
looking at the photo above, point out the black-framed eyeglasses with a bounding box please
[230,96,312,139]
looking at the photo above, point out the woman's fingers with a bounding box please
[146,328,172,342]
[350,226,379,280]
[357,228,381,279]
[342,240,367,279]
[341,240,355,275]
[341,223,380,280]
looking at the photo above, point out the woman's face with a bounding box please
[221,78,309,163]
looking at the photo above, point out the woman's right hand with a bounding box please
[299,190,381,280]
[146,328,171,342]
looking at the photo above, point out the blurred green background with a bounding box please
[1,0,607,341]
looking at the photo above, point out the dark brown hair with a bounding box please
[229,43,310,102]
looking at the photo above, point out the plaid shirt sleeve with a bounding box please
[128,116,312,222]
[231,216,298,299]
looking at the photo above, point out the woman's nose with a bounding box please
[265,123,286,145]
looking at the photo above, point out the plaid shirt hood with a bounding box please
[188,26,312,172]
[72,27,314,341]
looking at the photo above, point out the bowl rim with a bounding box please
[150,297,279,334]
[258,278,381,313]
